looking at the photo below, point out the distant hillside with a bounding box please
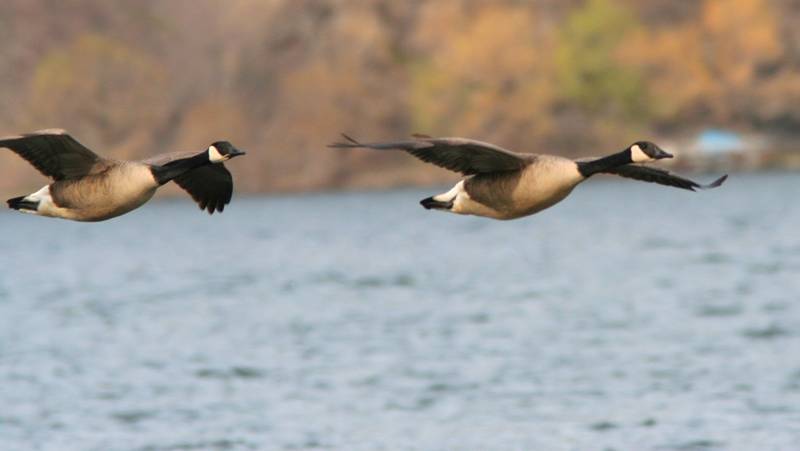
[0,0,798,195]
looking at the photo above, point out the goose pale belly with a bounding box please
[460,158,584,220]
[49,165,159,221]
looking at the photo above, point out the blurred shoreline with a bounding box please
[0,0,797,195]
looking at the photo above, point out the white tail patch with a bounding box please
[630,144,651,163]
[20,185,61,216]
[433,180,464,202]
[208,145,226,163]
[25,186,51,207]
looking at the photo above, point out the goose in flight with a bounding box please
[2,129,246,221]
[330,134,727,220]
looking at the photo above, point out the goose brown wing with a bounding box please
[604,164,728,191]
[173,165,233,214]
[329,134,530,175]
[0,129,103,180]
[143,151,234,214]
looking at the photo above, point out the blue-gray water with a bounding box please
[1,173,799,451]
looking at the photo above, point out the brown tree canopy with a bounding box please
[0,0,797,194]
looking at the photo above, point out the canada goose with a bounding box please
[330,134,727,220]
[2,129,246,222]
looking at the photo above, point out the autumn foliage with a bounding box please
[0,0,796,193]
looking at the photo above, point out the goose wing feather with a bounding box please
[143,151,233,214]
[329,134,531,175]
[0,129,103,180]
[574,155,728,191]
[605,165,727,191]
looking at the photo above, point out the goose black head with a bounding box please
[629,141,672,163]
[208,141,246,163]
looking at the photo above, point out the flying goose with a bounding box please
[330,134,727,220]
[2,129,246,221]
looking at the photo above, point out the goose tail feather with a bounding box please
[7,196,39,212]
[420,196,453,210]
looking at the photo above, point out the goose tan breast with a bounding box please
[465,156,583,219]
[52,163,159,221]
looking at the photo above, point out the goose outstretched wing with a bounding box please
[143,152,234,214]
[0,129,103,180]
[329,134,531,175]
[604,164,727,191]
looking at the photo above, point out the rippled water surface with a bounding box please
[1,173,799,450]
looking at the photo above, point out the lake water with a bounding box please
[1,172,799,451]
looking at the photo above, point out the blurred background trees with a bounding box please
[0,0,797,193]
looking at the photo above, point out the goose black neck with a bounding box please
[576,150,631,178]
[151,152,209,185]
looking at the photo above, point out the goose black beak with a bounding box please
[654,147,673,159]
[231,148,247,157]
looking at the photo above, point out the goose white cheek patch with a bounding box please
[208,145,226,163]
[630,144,650,163]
